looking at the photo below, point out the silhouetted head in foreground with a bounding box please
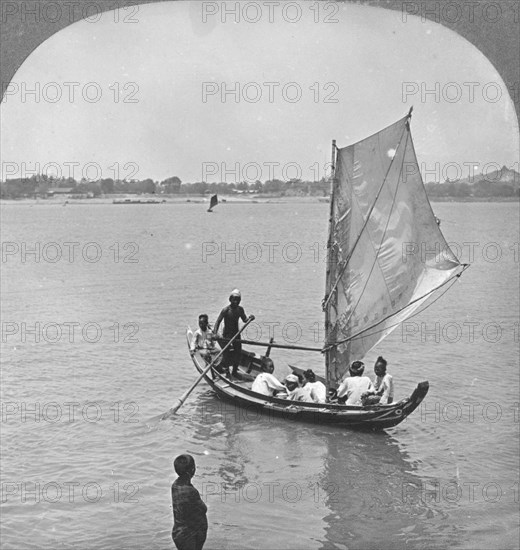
[174,454,196,478]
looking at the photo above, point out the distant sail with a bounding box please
[207,194,218,212]
[323,114,464,387]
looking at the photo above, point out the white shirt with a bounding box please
[305,381,327,404]
[191,328,215,352]
[286,385,313,403]
[337,376,374,405]
[251,373,286,396]
[374,373,394,404]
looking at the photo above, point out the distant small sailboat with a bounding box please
[207,194,218,212]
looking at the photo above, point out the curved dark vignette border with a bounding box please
[0,0,519,124]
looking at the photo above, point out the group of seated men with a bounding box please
[251,359,327,404]
[189,313,394,407]
[250,357,393,406]
[334,357,394,405]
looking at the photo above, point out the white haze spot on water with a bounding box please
[387,148,396,159]
[185,243,192,250]
[204,450,209,455]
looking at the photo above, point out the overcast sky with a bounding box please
[1,1,518,183]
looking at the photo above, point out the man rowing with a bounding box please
[214,289,253,378]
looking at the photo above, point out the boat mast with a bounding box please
[324,139,336,389]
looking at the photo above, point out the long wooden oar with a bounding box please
[169,316,255,415]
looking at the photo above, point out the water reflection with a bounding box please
[317,428,465,549]
[185,391,465,549]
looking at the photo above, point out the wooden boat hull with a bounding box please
[187,328,428,431]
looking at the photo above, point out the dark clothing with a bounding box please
[173,534,206,550]
[221,339,242,372]
[171,477,208,550]
[217,305,247,338]
[215,305,247,372]
[215,337,242,373]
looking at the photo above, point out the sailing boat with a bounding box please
[207,194,218,212]
[187,110,468,430]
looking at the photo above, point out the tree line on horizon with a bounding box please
[0,172,519,200]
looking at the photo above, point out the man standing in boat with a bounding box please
[214,289,252,378]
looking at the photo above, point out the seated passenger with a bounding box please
[336,361,374,405]
[373,356,394,404]
[251,359,286,396]
[361,356,395,405]
[302,369,327,404]
[190,314,219,364]
[283,374,313,402]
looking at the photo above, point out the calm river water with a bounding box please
[1,200,518,549]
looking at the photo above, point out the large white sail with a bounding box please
[324,113,464,387]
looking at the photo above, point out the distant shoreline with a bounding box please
[426,196,519,202]
[0,195,518,205]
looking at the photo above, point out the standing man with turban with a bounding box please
[214,289,252,378]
